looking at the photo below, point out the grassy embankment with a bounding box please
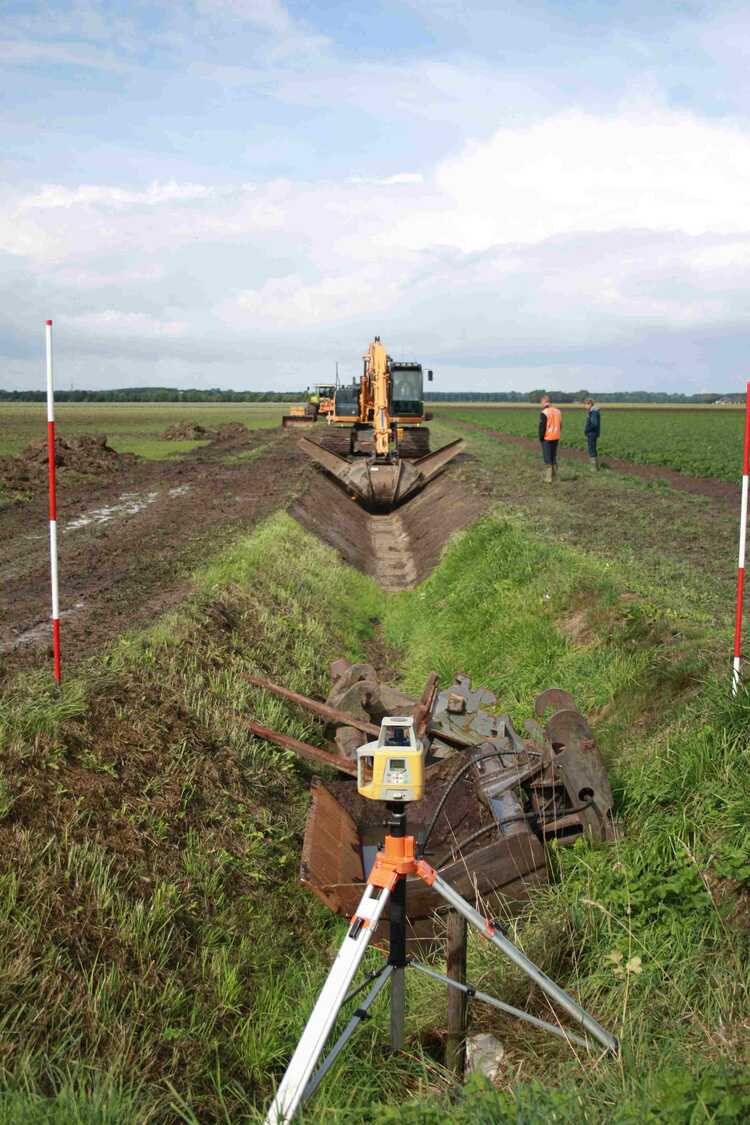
[428,415,740,633]
[0,507,748,1121]
[0,403,285,461]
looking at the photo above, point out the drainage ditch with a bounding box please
[290,469,489,590]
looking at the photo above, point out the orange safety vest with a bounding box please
[542,406,562,440]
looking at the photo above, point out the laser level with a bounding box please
[356,716,425,802]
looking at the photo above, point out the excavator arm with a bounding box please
[365,337,392,458]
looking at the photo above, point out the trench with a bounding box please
[290,468,489,590]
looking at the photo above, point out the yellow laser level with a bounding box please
[356,717,425,803]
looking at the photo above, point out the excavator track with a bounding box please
[316,428,353,456]
[398,429,430,458]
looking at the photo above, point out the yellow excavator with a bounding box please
[299,337,464,509]
[282,384,337,429]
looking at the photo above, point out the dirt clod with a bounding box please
[162,421,215,440]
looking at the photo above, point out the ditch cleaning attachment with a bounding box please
[245,664,616,952]
[298,435,465,509]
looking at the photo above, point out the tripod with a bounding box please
[265,803,618,1124]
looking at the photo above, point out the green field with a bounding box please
[2,400,750,1121]
[0,402,286,460]
[437,404,745,481]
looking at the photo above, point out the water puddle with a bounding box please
[2,601,85,653]
[64,485,192,532]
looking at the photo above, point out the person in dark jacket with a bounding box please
[584,398,601,471]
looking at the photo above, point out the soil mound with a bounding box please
[214,422,249,442]
[18,434,131,474]
[1,435,133,490]
[162,421,216,440]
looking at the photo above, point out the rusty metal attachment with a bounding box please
[245,666,616,953]
[260,668,619,1123]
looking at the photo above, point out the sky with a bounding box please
[3,1,750,393]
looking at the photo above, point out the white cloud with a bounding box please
[225,269,401,329]
[5,104,750,391]
[22,181,212,211]
[349,173,424,186]
[0,37,129,72]
[195,0,329,54]
[420,107,750,251]
[56,311,188,337]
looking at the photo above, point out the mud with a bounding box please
[2,422,489,682]
[162,421,214,440]
[452,418,739,502]
[290,469,488,590]
[0,427,308,683]
[0,434,136,491]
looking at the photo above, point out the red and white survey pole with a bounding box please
[732,381,750,696]
[45,319,61,683]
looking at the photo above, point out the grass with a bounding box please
[0,514,394,1122]
[1,498,748,1120]
[375,515,749,1122]
[427,416,739,632]
[438,404,747,481]
[0,403,284,460]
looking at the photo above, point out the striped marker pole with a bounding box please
[45,319,61,683]
[732,380,750,696]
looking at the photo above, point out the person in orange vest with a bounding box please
[538,394,562,483]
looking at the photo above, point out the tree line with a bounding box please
[0,387,743,405]
[0,388,303,403]
[424,390,744,404]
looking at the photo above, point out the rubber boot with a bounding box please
[544,466,553,484]
[551,464,558,481]
[589,456,599,472]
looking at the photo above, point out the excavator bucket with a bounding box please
[299,437,465,509]
[282,410,317,429]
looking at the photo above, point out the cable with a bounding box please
[433,799,595,870]
[421,752,502,852]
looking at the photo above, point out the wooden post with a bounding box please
[445,909,468,1077]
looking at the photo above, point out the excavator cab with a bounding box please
[390,364,423,420]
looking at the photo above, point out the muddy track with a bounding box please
[0,428,310,683]
[2,425,491,682]
[450,418,739,503]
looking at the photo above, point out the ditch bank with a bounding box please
[0,509,746,1123]
[290,469,489,590]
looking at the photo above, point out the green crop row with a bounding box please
[445,406,745,482]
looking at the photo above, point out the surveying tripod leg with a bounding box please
[409,961,590,1050]
[265,883,391,1125]
[303,964,394,1102]
[389,876,406,1049]
[426,872,619,1055]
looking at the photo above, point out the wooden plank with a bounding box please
[301,784,362,884]
[412,672,439,739]
[404,830,547,918]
